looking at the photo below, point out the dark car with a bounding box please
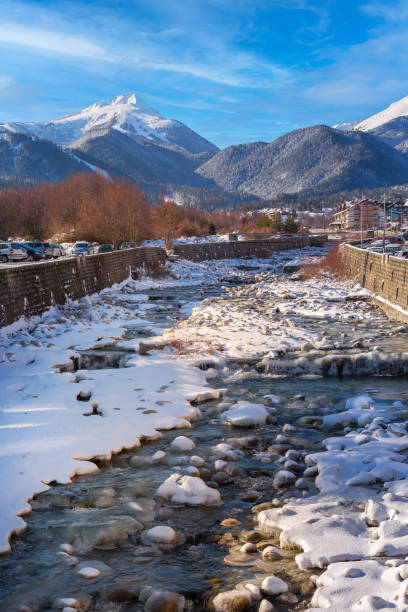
[97,244,115,253]
[120,242,137,249]
[16,243,43,261]
[389,236,404,244]
[27,241,47,256]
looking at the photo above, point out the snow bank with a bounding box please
[308,560,408,611]
[257,390,408,609]
[1,257,246,553]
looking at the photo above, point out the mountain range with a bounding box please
[2,93,408,207]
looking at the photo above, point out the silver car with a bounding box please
[71,242,90,256]
[0,242,28,263]
[44,243,66,258]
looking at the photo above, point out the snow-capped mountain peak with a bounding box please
[0,92,219,154]
[355,95,408,132]
[333,95,408,153]
[0,93,174,147]
[53,92,172,146]
[82,93,160,115]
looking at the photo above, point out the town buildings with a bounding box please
[333,199,385,231]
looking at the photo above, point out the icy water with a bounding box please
[1,260,408,611]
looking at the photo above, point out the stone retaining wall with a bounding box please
[340,243,408,323]
[0,234,328,328]
[173,234,326,262]
[0,247,166,328]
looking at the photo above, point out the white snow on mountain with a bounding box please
[0,93,177,147]
[355,95,408,132]
[332,121,360,131]
[335,95,408,134]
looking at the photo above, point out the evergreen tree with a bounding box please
[283,216,299,233]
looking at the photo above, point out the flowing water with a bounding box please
[1,258,408,611]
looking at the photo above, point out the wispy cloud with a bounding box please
[144,93,216,112]
[0,23,108,60]
[360,0,408,20]
[132,55,292,88]
[0,1,294,89]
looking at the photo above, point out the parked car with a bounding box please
[0,242,28,263]
[388,236,404,244]
[26,241,47,256]
[96,244,115,253]
[365,239,390,249]
[25,241,64,258]
[15,243,43,261]
[71,242,90,255]
[384,245,401,255]
[120,242,137,249]
[396,248,408,259]
[44,243,65,258]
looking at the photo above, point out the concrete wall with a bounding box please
[0,247,166,328]
[340,243,408,323]
[173,234,326,262]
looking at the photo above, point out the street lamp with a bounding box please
[382,194,386,254]
[360,201,363,247]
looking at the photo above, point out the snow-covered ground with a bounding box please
[0,253,297,553]
[149,269,378,365]
[0,260,232,552]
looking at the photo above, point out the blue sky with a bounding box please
[0,0,408,148]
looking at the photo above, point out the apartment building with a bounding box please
[334,199,384,231]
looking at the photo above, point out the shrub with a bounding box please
[300,243,349,280]
[206,220,216,235]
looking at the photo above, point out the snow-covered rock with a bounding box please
[143,526,180,546]
[273,470,296,488]
[171,436,196,452]
[156,474,222,506]
[261,575,288,596]
[262,546,282,560]
[152,450,166,463]
[222,402,268,427]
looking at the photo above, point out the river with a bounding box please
[1,247,408,611]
